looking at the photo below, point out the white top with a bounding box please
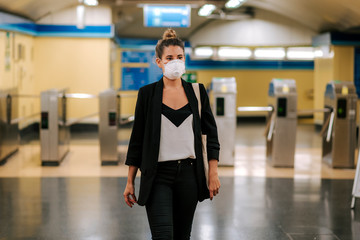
[158,113,196,162]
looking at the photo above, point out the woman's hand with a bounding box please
[208,159,221,200]
[124,183,137,208]
[124,166,139,208]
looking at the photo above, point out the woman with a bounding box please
[123,29,220,240]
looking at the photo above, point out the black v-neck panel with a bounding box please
[162,103,192,127]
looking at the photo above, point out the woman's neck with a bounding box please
[163,77,182,89]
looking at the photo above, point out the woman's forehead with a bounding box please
[163,45,184,55]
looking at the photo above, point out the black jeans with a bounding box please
[145,159,198,240]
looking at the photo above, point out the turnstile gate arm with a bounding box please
[119,115,135,125]
[65,112,99,126]
[326,112,335,142]
[65,93,98,99]
[351,151,360,208]
[319,112,331,137]
[237,106,273,112]
[11,112,41,125]
[267,112,276,141]
[297,108,331,115]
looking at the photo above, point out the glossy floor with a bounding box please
[0,122,359,240]
[0,177,359,240]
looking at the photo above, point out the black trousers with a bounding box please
[145,159,198,240]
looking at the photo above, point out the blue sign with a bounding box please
[122,51,151,63]
[144,5,191,28]
[121,50,163,90]
[122,67,149,90]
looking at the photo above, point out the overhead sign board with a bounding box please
[143,5,191,28]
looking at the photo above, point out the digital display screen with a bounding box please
[143,5,191,28]
[337,99,347,119]
[277,98,287,117]
[109,112,117,126]
[216,97,225,116]
[41,112,49,129]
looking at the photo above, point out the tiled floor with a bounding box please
[0,122,359,240]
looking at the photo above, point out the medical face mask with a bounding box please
[163,59,186,80]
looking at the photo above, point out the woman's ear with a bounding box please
[155,58,163,69]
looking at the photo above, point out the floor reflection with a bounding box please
[2,177,356,239]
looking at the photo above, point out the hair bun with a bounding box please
[162,29,177,40]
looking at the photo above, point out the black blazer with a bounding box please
[125,78,220,206]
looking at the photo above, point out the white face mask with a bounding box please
[163,59,186,80]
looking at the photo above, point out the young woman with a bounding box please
[123,29,220,240]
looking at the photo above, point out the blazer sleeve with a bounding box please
[125,88,145,167]
[199,83,220,161]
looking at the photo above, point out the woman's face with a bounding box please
[156,45,185,71]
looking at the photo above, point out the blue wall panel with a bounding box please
[355,47,360,98]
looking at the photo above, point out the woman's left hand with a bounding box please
[208,159,221,200]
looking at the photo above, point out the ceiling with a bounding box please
[0,0,360,40]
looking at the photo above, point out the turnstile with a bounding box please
[40,89,70,166]
[99,89,119,165]
[210,77,237,166]
[266,79,297,167]
[0,89,19,165]
[322,81,357,168]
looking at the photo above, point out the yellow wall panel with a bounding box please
[13,33,37,129]
[34,37,111,121]
[197,69,314,113]
[333,46,354,82]
[313,45,355,124]
[118,68,314,117]
[0,31,15,90]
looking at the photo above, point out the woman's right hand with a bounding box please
[124,183,137,208]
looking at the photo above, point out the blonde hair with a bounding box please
[155,29,184,59]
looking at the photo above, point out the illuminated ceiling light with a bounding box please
[225,0,246,9]
[218,47,252,59]
[198,4,216,17]
[84,0,98,6]
[194,47,214,58]
[287,47,314,60]
[76,5,85,29]
[254,48,285,59]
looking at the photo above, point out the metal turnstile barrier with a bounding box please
[40,88,134,166]
[210,77,237,166]
[99,89,119,165]
[266,79,297,167]
[0,89,19,165]
[40,89,70,166]
[238,79,297,167]
[321,81,357,168]
[99,90,135,165]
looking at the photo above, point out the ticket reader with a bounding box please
[210,77,237,166]
[0,89,19,165]
[40,89,70,166]
[266,79,297,167]
[99,89,119,165]
[322,81,357,168]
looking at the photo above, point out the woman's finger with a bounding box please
[124,194,135,208]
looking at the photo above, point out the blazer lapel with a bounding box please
[151,78,163,160]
